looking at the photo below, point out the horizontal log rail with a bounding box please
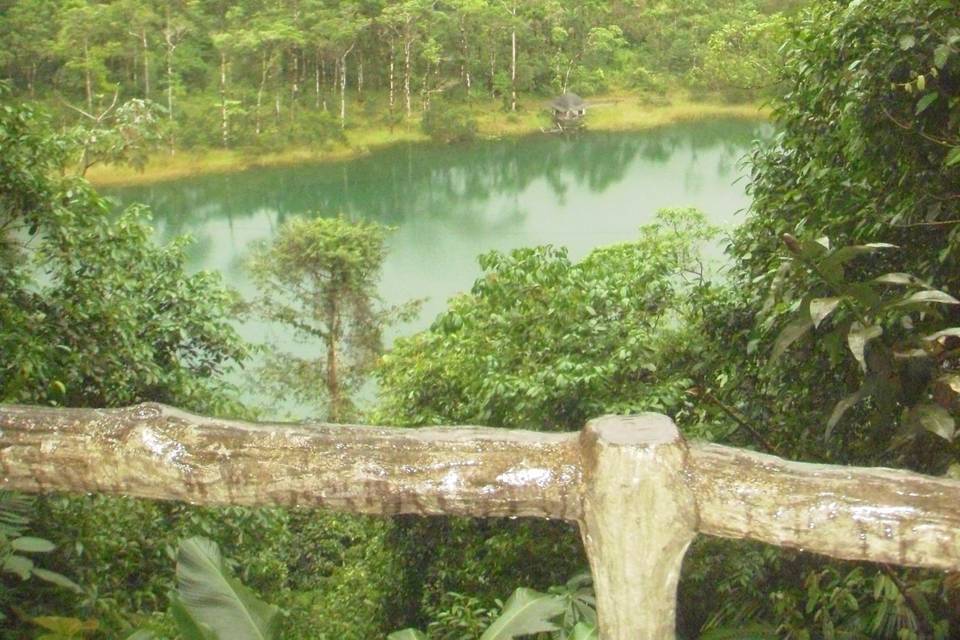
[2,403,959,638]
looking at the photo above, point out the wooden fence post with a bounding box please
[578,414,697,639]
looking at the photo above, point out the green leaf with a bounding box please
[2,554,34,579]
[826,384,870,439]
[819,243,897,275]
[571,622,598,640]
[770,314,812,362]
[699,623,780,639]
[925,327,960,341]
[126,631,156,640]
[32,617,98,634]
[847,323,882,372]
[915,92,939,115]
[874,272,921,286]
[175,537,279,640]
[906,403,956,442]
[895,290,960,306]
[11,536,56,553]
[170,596,217,640]
[898,34,916,50]
[947,146,960,167]
[934,44,951,69]
[480,588,565,640]
[809,297,841,328]
[32,568,83,593]
[387,630,427,640]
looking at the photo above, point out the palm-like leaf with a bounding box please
[480,588,565,640]
[175,537,278,640]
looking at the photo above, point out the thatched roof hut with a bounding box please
[550,93,587,121]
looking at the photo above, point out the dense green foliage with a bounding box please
[0,0,796,152]
[0,81,245,414]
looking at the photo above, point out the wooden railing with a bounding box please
[2,403,960,639]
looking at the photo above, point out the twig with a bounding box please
[879,564,935,638]
[693,386,781,456]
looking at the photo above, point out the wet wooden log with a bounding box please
[4,403,960,639]
[688,443,960,572]
[0,403,582,519]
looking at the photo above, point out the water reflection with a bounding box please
[106,118,767,369]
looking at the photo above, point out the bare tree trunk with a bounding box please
[256,50,268,135]
[339,42,354,128]
[291,49,299,119]
[220,51,228,147]
[315,49,321,109]
[510,1,517,112]
[84,37,93,113]
[490,48,496,99]
[325,297,341,422]
[403,37,412,117]
[357,56,363,99]
[388,41,395,112]
[142,28,150,99]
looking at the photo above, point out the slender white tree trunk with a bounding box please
[142,28,150,99]
[510,0,517,112]
[220,51,228,147]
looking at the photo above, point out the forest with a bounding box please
[1,0,960,638]
[0,0,796,159]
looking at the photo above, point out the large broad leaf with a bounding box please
[31,568,83,593]
[809,297,841,328]
[480,588,566,640]
[175,537,279,640]
[905,403,956,442]
[925,327,960,341]
[895,290,960,307]
[770,314,812,363]
[11,536,55,553]
[847,323,882,372]
[571,622,598,640]
[826,382,871,440]
[818,243,897,277]
[170,595,217,640]
[387,630,427,640]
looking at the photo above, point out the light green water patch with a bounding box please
[105,118,771,417]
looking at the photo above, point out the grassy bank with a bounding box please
[87,92,767,187]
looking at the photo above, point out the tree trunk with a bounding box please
[339,43,354,128]
[84,37,93,113]
[142,28,150,99]
[325,297,342,422]
[256,50,268,135]
[315,49,321,109]
[357,56,363,99]
[403,37,412,117]
[510,2,517,112]
[220,51,228,147]
[388,40,395,112]
[291,49,299,119]
[490,48,496,99]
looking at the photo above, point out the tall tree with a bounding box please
[249,216,418,422]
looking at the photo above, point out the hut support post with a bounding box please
[578,415,698,639]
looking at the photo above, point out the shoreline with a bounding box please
[87,95,767,188]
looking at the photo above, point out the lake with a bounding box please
[106,118,768,416]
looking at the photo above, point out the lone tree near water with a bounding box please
[249,216,418,422]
